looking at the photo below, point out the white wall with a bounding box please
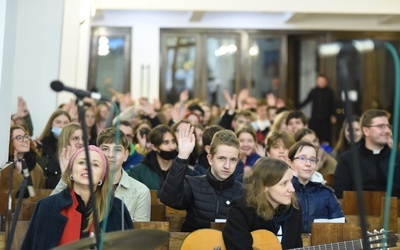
[0,0,17,164]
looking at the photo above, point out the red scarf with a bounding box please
[58,189,94,246]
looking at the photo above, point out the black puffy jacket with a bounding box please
[160,157,244,232]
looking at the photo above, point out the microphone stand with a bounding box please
[5,161,29,250]
[76,97,101,249]
[337,47,370,250]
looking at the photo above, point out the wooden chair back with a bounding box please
[151,204,166,221]
[210,222,226,231]
[169,232,189,250]
[341,191,398,232]
[6,220,30,250]
[0,163,15,217]
[311,223,361,245]
[133,221,169,232]
[150,190,161,204]
[165,206,186,232]
[323,173,334,187]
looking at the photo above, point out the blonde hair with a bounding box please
[270,111,290,133]
[245,157,298,220]
[57,123,82,158]
[61,147,112,232]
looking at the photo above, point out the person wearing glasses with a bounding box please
[288,140,344,233]
[9,125,45,194]
[333,109,400,198]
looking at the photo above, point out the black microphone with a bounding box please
[20,159,35,197]
[50,80,110,102]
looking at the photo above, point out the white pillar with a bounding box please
[0,0,18,164]
[0,0,65,163]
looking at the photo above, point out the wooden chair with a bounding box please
[150,190,161,205]
[210,222,226,231]
[18,201,37,221]
[323,173,334,187]
[151,203,166,221]
[169,232,189,250]
[311,223,361,246]
[133,221,169,232]
[5,220,30,250]
[311,222,398,248]
[165,206,186,232]
[341,191,398,232]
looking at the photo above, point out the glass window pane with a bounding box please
[88,27,131,99]
[164,36,196,104]
[249,37,281,99]
[207,36,238,107]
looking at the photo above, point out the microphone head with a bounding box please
[50,80,64,92]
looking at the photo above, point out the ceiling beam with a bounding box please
[377,15,400,24]
[283,12,309,23]
[95,0,400,15]
[188,11,205,22]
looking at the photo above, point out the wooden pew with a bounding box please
[169,232,189,250]
[3,220,30,250]
[210,222,225,231]
[310,223,360,246]
[341,191,398,232]
[133,221,169,231]
[165,206,186,232]
[151,204,166,221]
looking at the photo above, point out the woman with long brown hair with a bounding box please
[223,157,302,249]
[9,125,45,192]
[22,145,133,249]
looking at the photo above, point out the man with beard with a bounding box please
[128,124,192,196]
[160,126,244,232]
[333,109,400,198]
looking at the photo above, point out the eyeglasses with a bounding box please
[293,156,319,165]
[366,124,392,130]
[12,134,30,142]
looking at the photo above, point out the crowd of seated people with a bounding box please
[4,77,400,249]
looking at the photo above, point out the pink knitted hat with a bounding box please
[69,145,107,182]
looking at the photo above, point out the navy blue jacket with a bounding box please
[293,176,344,233]
[21,188,133,250]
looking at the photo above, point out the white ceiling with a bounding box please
[93,0,400,27]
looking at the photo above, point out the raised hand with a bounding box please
[255,144,266,157]
[266,93,277,107]
[59,146,76,174]
[237,88,249,109]
[223,90,237,112]
[136,129,148,150]
[177,123,196,160]
[17,96,29,118]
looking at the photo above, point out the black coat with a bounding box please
[37,135,61,189]
[21,188,133,250]
[222,197,303,250]
[159,157,244,232]
[333,139,400,198]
